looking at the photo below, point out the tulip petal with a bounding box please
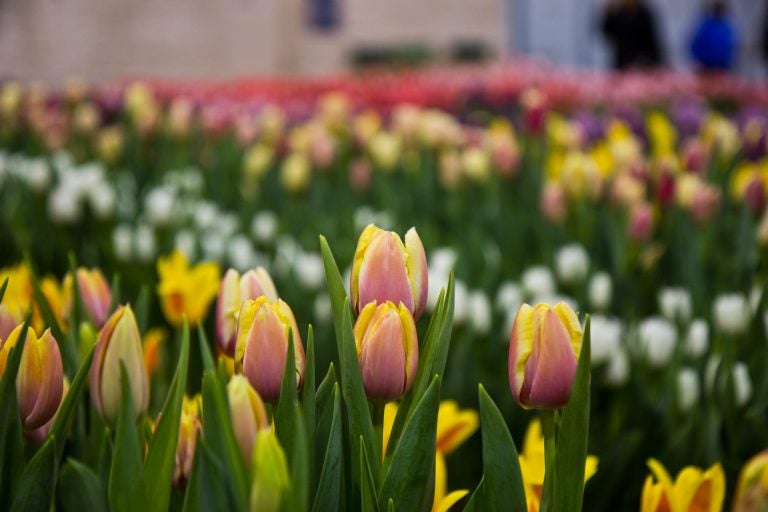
[18,330,63,430]
[358,306,407,401]
[241,304,288,402]
[351,224,380,310]
[358,231,415,314]
[508,304,535,401]
[404,228,428,319]
[522,308,577,408]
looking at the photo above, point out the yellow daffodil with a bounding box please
[157,250,220,327]
[640,458,725,512]
[382,400,479,512]
[518,419,598,512]
[647,111,677,160]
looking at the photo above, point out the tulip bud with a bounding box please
[0,325,64,431]
[216,268,278,357]
[354,301,418,401]
[174,395,202,487]
[250,429,290,512]
[629,202,654,242]
[733,451,768,511]
[351,225,428,320]
[540,181,566,224]
[228,375,269,464]
[64,267,112,328]
[90,305,149,425]
[235,297,305,402]
[508,302,583,409]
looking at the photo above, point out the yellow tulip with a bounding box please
[157,250,221,327]
[640,458,725,512]
[733,451,768,511]
[519,419,598,512]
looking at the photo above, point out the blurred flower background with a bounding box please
[2,0,768,510]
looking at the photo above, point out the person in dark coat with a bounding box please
[690,1,736,72]
[601,0,664,70]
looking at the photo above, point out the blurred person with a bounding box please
[601,0,664,70]
[690,1,737,72]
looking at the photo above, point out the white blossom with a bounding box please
[588,272,612,311]
[637,316,677,368]
[555,244,589,285]
[713,294,750,336]
[677,367,700,411]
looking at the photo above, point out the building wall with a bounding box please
[0,0,507,83]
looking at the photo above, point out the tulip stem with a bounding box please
[539,409,557,512]
[371,401,386,463]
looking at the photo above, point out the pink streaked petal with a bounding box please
[404,228,428,320]
[526,309,577,408]
[360,309,407,401]
[242,308,287,402]
[358,232,414,313]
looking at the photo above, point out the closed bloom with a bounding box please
[640,458,724,512]
[64,267,112,328]
[351,224,428,320]
[157,250,221,327]
[228,375,269,465]
[235,297,305,402]
[0,324,64,431]
[250,430,290,512]
[216,268,278,357]
[713,293,750,336]
[354,301,418,401]
[174,395,201,488]
[733,451,768,511]
[90,305,149,425]
[508,302,583,409]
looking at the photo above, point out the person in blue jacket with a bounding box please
[690,1,737,72]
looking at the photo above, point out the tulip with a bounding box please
[351,225,428,320]
[174,395,202,487]
[64,267,112,328]
[250,430,290,512]
[354,301,418,401]
[90,305,149,425]
[216,268,278,357]
[733,451,768,511]
[508,302,583,409]
[0,304,16,340]
[640,458,724,512]
[235,297,305,402]
[629,202,654,243]
[0,324,64,431]
[228,375,269,465]
[157,250,221,327]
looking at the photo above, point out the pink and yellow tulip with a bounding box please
[508,302,583,409]
[228,375,269,465]
[216,268,278,357]
[354,301,418,402]
[351,225,428,320]
[640,458,724,512]
[63,267,112,328]
[235,297,305,402]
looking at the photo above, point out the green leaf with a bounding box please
[339,301,379,484]
[133,286,150,334]
[182,440,238,512]
[319,235,353,366]
[461,476,485,512]
[551,315,592,512]
[109,273,122,314]
[302,326,316,491]
[0,316,30,507]
[198,325,215,372]
[0,277,9,303]
[9,436,58,512]
[50,345,96,460]
[56,458,109,512]
[360,438,381,512]
[388,499,395,512]
[200,370,248,509]
[285,404,309,512]
[387,274,454,459]
[379,375,441,511]
[312,384,342,512]
[109,363,145,512]
[477,384,527,512]
[143,319,190,511]
[314,364,337,421]
[276,330,298,460]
